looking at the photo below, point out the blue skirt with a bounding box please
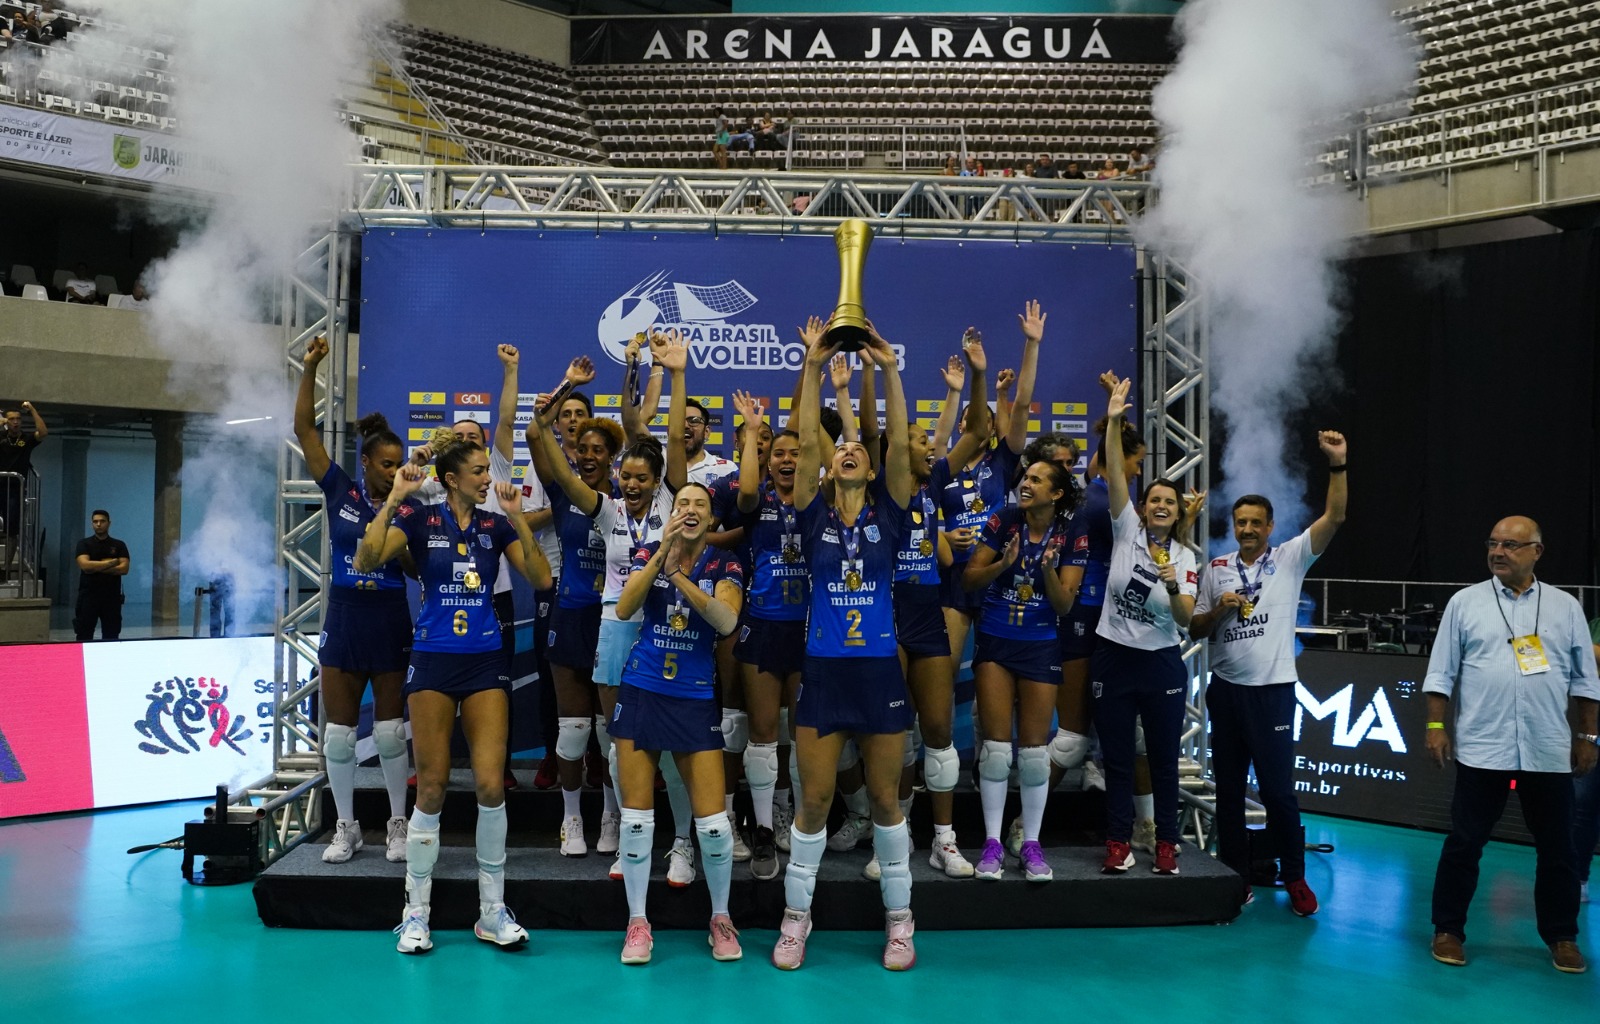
[796,655,913,738]
[320,591,412,676]
[548,601,602,670]
[974,631,1061,685]
[609,682,722,753]
[405,649,508,698]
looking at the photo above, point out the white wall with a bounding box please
[401,0,570,66]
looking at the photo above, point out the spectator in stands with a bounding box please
[727,118,756,153]
[943,155,958,176]
[1126,147,1154,178]
[1020,161,1035,177]
[0,402,46,575]
[1423,516,1599,974]
[1097,159,1122,180]
[122,282,151,310]
[1062,161,1087,180]
[960,157,978,177]
[1033,155,1059,180]
[754,116,783,152]
[790,194,811,215]
[4,8,48,101]
[63,264,97,304]
[713,113,731,170]
[74,509,129,641]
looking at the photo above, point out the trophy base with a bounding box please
[825,322,870,352]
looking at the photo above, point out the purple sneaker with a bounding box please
[1018,840,1053,882]
[974,837,1005,880]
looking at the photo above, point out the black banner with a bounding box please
[1292,650,1533,844]
[571,15,1175,66]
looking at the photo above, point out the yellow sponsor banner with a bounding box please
[692,396,725,409]
[709,432,724,446]
[778,398,793,411]
[594,394,624,409]
[916,399,947,413]
[409,392,446,406]
[1051,402,1088,415]
[1027,419,1041,433]
[914,417,940,431]
[406,428,435,441]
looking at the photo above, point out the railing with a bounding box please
[1305,577,1600,654]
[342,109,584,170]
[0,36,174,127]
[0,470,43,599]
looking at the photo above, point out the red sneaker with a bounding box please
[503,768,519,791]
[406,773,417,788]
[1286,878,1319,917]
[532,753,558,791]
[1101,840,1135,874]
[1152,840,1180,875]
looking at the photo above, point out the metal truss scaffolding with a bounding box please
[261,167,1209,867]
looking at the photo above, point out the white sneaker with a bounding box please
[322,819,364,863]
[864,852,881,880]
[774,802,793,853]
[827,813,872,852]
[929,831,975,878]
[1130,817,1157,854]
[609,856,623,881]
[475,902,529,947]
[385,816,407,863]
[394,904,432,954]
[560,814,588,857]
[666,836,697,887]
[1081,761,1107,792]
[597,811,621,855]
[1005,816,1024,858]
[732,827,752,863]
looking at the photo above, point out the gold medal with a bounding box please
[462,569,482,591]
[919,538,934,557]
[845,569,863,591]
[971,497,986,514]
[782,545,801,563]
[1152,547,1169,566]
[668,611,689,631]
[1017,583,1035,602]
[1240,601,1254,620]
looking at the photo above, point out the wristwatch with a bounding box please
[1578,733,1600,747]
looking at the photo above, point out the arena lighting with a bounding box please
[224,415,274,426]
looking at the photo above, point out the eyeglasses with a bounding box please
[1484,539,1538,552]
[684,417,706,426]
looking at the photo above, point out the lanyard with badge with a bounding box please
[774,484,801,563]
[625,501,652,553]
[1235,547,1270,620]
[1015,522,1055,604]
[449,508,484,593]
[960,459,990,514]
[912,488,936,558]
[836,508,864,591]
[1494,582,1547,675]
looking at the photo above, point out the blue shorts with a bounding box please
[1058,600,1104,661]
[894,581,949,659]
[796,655,913,738]
[595,615,643,688]
[734,615,807,678]
[320,591,412,676]
[609,682,722,753]
[405,649,508,698]
[939,560,984,615]
[548,601,602,671]
[974,631,1062,684]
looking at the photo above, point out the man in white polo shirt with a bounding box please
[1190,430,1347,915]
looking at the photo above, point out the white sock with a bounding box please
[898,796,913,822]
[696,812,734,917]
[662,754,692,839]
[774,787,792,816]
[376,743,410,820]
[476,802,508,908]
[787,746,804,809]
[844,786,870,820]
[1020,778,1046,844]
[980,775,1007,841]
[783,822,826,913]
[324,723,356,822]
[405,807,441,907]
[603,780,620,817]
[562,786,581,820]
[619,807,654,920]
[1134,792,1155,821]
[873,819,912,911]
[724,792,735,818]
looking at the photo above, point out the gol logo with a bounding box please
[455,392,492,406]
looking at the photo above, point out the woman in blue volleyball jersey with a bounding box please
[726,390,808,881]
[1094,375,1198,878]
[610,484,745,964]
[772,318,918,973]
[356,438,551,954]
[930,303,1047,672]
[296,335,414,866]
[963,459,1080,882]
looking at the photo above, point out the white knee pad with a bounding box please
[323,723,356,765]
[836,739,861,773]
[555,716,592,761]
[902,730,918,768]
[1134,720,1147,757]
[744,741,779,791]
[593,713,613,758]
[1048,729,1091,771]
[923,745,960,793]
[372,718,407,761]
[778,707,792,746]
[1017,746,1050,787]
[721,708,749,754]
[978,739,1013,782]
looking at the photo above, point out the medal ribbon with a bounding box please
[836,506,863,578]
[1019,522,1054,592]
[1234,548,1270,603]
[447,505,481,585]
[625,500,651,550]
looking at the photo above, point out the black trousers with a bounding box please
[75,589,121,641]
[1209,677,1304,885]
[1431,761,1579,945]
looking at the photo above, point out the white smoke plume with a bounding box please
[63,0,397,624]
[1139,0,1413,535]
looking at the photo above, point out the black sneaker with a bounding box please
[750,825,780,881]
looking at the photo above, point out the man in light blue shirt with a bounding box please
[1422,516,1600,974]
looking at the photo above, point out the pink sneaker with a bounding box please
[620,917,653,965]
[771,907,812,970]
[708,913,743,961]
[883,909,916,971]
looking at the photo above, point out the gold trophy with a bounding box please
[826,219,874,352]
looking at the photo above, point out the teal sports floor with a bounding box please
[2,802,1595,1023]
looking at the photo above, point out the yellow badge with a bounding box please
[1512,634,1550,676]
[457,542,468,555]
